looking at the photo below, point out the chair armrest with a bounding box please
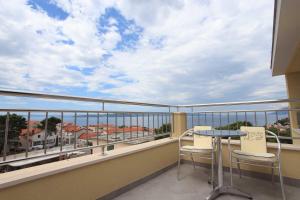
[266,130,281,159]
[178,128,194,149]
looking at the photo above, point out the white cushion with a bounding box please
[232,150,277,163]
[180,145,212,154]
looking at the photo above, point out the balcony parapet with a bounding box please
[0,138,177,191]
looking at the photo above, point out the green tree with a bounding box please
[276,117,289,126]
[0,114,27,153]
[38,116,61,134]
[215,121,252,130]
[154,123,171,140]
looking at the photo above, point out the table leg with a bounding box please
[205,137,252,200]
[217,137,223,187]
[206,186,252,200]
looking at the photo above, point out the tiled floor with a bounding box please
[113,163,299,200]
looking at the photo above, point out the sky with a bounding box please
[0,0,287,111]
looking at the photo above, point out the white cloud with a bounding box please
[97,0,285,103]
[0,0,286,107]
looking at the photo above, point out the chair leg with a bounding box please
[190,153,196,169]
[211,150,215,188]
[271,163,274,184]
[229,152,233,186]
[278,161,286,200]
[237,158,242,178]
[177,151,181,180]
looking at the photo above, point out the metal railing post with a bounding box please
[191,107,194,128]
[97,112,100,146]
[148,112,150,136]
[26,112,30,158]
[227,112,230,131]
[3,112,9,161]
[86,112,89,147]
[130,113,132,138]
[152,113,155,134]
[106,112,109,143]
[123,112,125,140]
[74,112,77,149]
[60,112,63,152]
[235,112,238,130]
[142,113,145,137]
[115,113,118,139]
[43,112,48,155]
[137,113,139,138]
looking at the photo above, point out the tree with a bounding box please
[0,114,27,154]
[154,123,171,140]
[215,121,253,130]
[276,117,289,126]
[38,116,61,134]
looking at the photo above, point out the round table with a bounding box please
[194,130,252,200]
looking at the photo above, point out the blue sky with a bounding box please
[0,0,287,111]
[27,0,69,20]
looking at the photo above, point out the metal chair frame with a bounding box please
[178,128,216,188]
[228,129,286,200]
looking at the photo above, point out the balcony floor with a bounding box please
[113,163,299,200]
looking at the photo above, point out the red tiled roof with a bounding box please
[64,124,81,132]
[79,132,97,139]
[78,126,148,139]
[88,124,115,128]
[20,128,42,136]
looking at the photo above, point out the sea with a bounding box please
[3,111,289,129]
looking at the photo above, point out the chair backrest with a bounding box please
[240,126,267,153]
[193,126,212,149]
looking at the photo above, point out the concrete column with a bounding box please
[285,72,300,145]
[171,112,187,138]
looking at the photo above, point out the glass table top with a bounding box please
[193,130,246,137]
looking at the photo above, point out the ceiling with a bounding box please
[271,0,300,76]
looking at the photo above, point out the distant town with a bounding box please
[5,121,155,154]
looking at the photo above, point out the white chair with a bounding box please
[229,126,286,200]
[178,126,215,186]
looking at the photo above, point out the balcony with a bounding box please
[0,90,299,200]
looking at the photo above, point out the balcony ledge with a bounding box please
[0,138,177,190]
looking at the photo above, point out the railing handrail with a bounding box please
[0,108,171,114]
[177,98,300,108]
[188,108,300,113]
[1,89,300,109]
[0,89,171,108]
